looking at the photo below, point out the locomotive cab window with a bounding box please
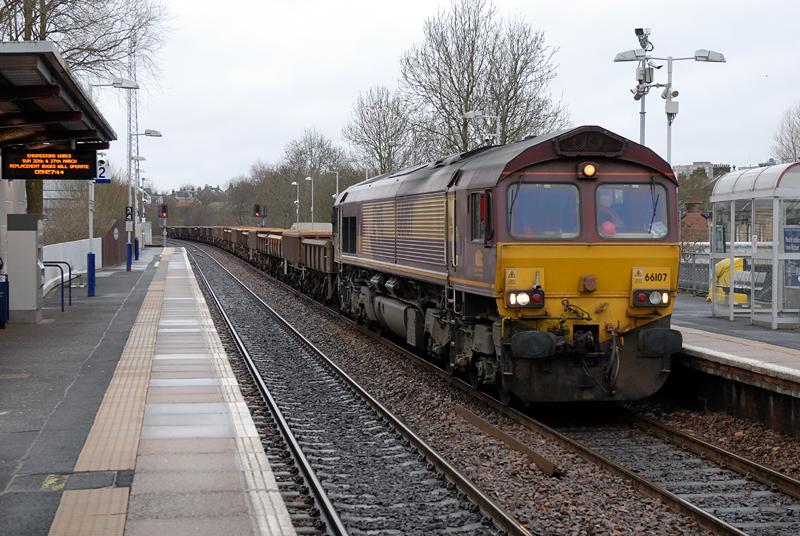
[470,192,489,241]
[507,183,579,240]
[596,183,668,239]
[341,216,357,254]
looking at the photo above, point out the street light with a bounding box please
[290,181,300,226]
[463,110,500,146]
[325,170,340,199]
[134,129,162,137]
[305,176,314,228]
[614,28,725,163]
[86,76,138,288]
[130,129,162,259]
[90,77,139,92]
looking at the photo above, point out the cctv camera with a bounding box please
[661,88,680,99]
[635,27,651,37]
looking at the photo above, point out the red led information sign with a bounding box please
[1,148,97,180]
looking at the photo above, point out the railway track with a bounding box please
[185,244,528,536]
[552,415,800,536]
[175,239,800,536]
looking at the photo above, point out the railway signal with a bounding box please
[253,204,264,218]
[160,204,168,218]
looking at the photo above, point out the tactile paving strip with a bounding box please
[50,248,295,536]
[49,251,171,536]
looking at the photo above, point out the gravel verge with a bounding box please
[191,249,496,535]
[631,400,800,481]
[184,241,709,536]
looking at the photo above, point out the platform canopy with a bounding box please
[711,162,800,201]
[0,41,116,149]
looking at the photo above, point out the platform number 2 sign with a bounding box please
[97,157,107,180]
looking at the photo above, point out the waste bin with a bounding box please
[0,274,9,328]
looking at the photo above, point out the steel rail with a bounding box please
[631,413,800,499]
[178,238,754,535]
[188,248,349,536]
[185,242,533,536]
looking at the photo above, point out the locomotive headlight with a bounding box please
[578,161,599,179]
[516,292,531,306]
[633,289,669,307]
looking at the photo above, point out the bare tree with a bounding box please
[281,129,347,225]
[225,176,258,225]
[343,86,421,175]
[221,132,365,229]
[771,101,800,163]
[487,17,570,144]
[42,171,130,245]
[0,0,167,78]
[400,0,568,155]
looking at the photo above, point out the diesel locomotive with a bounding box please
[170,125,683,404]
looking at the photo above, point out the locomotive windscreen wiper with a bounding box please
[647,177,660,234]
[508,175,524,219]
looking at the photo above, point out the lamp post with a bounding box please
[87,76,139,285]
[325,170,340,200]
[463,110,500,147]
[305,176,314,228]
[291,181,300,227]
[129,154,145,261]
[130,129,162,259]
[614,29,725,162]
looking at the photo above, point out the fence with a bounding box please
[42,238,102,294]
[679,254,710,294]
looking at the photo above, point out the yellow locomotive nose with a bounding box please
[497,242,678,343]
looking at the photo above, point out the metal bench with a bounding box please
[732,270,767,293]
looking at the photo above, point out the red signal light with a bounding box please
[532,292,543,304]
[636,292,648,304]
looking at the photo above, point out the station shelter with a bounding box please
[0,41,116,322]
[709,162,800,329]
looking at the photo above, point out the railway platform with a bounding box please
[673,295,800,395]
[0,247,295,536]
[671,294,800,436]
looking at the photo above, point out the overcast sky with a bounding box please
[93,0,800,193]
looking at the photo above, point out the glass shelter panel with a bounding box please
[750,199,775,323]
[734,199,752,244]
[753,199,773,253]
[712,202,730,253]
[751,256,775,320]
[784,199,800,313]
